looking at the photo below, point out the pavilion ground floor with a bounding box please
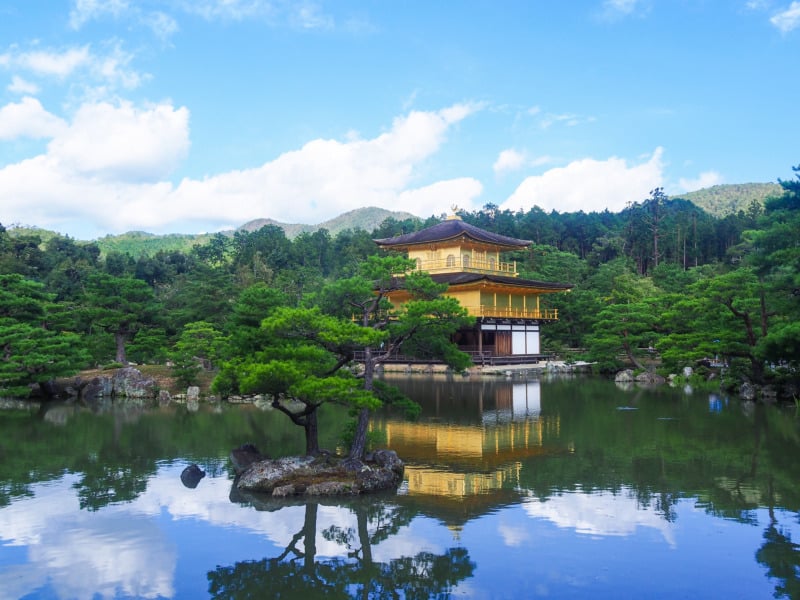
[357,317,554,366]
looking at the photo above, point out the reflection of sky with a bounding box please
[521,487,677,547]
[0,463,794,599]
[0,474,175,599]
[0,464,443,599]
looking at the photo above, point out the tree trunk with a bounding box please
[114,331,127,364]
[349,347,374,460]
[304,409,320,456]
[622,335,645,370]
[349,407,370,461]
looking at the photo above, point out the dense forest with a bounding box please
[1,166,798,404]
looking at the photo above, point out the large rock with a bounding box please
[739,381,757,401]
[234,450,404,497]
[635,371,666,385]
[81,376,113,402]
[111,367,157,399]
[615,369,635,382]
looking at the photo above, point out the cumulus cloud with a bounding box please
[47,101,190,181]
[493,149,553,175]
[500,148,665,214]
[678,171,723,192]
[0,97,67,140]
[0,103,480,238]
[771,2,800,32]
[493,149,526,175]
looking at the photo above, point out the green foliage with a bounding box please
[0,275,89,397]
[77,273,162,364]
[2,167,799,396]
[170,321,226,387]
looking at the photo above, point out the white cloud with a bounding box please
[599,0,650,21]
[290,3,335,29]
[538,112,595,130]
[493,149,527,175]
[0,44,145,92]
[7,75,39,94]
[0,103,480,238]
[69,0,130,29]
[396,178,483,217]
[14,46,92,78]
[500,148,665,214]
[493,149,554,175]
[0,97,67,140]
[604,0,639,14]
[182,0,275,21]
[144,11,180,39]
[678,171,723,192]
[90,42,145,89]
[771,2,800,32]
[48,101,190,181]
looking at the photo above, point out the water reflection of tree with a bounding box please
[755,478,800,599]
[207,499,475,599]
[756,523,800,599]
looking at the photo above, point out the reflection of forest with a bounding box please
[3,375,800,599]
[374,375,800,597]
[211,497,475,598]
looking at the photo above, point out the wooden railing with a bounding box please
[464,306,559,320]
[414,258,517,276]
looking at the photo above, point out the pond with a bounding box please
[1,374,799,599]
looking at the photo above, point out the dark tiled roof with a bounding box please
[429,272,573,290]
[387,272,573,291]
[374,218,531,249]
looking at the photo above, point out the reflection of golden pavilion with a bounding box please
[372,381,564,499]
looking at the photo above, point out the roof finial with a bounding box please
[446,205,462,220]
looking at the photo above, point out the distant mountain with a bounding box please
[672,183,782,217]
[238,206,418,238]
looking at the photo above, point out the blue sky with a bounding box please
[1,0,798,240]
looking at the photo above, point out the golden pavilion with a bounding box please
[373,214,573,364]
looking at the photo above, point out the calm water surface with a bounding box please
[1,375,799,599]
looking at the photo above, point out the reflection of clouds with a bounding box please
[0,464,447,599]
[139,467,442,562]
[0,475,175,600]
[498,522,530,547]
[522,488,676,547]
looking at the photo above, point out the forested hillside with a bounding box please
[674,182,781,217]
[1,167,798,402]
[7,206,418,259]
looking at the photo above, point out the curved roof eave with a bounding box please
[374,219,531,249]
[428,272,573,290]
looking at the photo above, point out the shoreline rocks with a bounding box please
[233,446,404,497]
